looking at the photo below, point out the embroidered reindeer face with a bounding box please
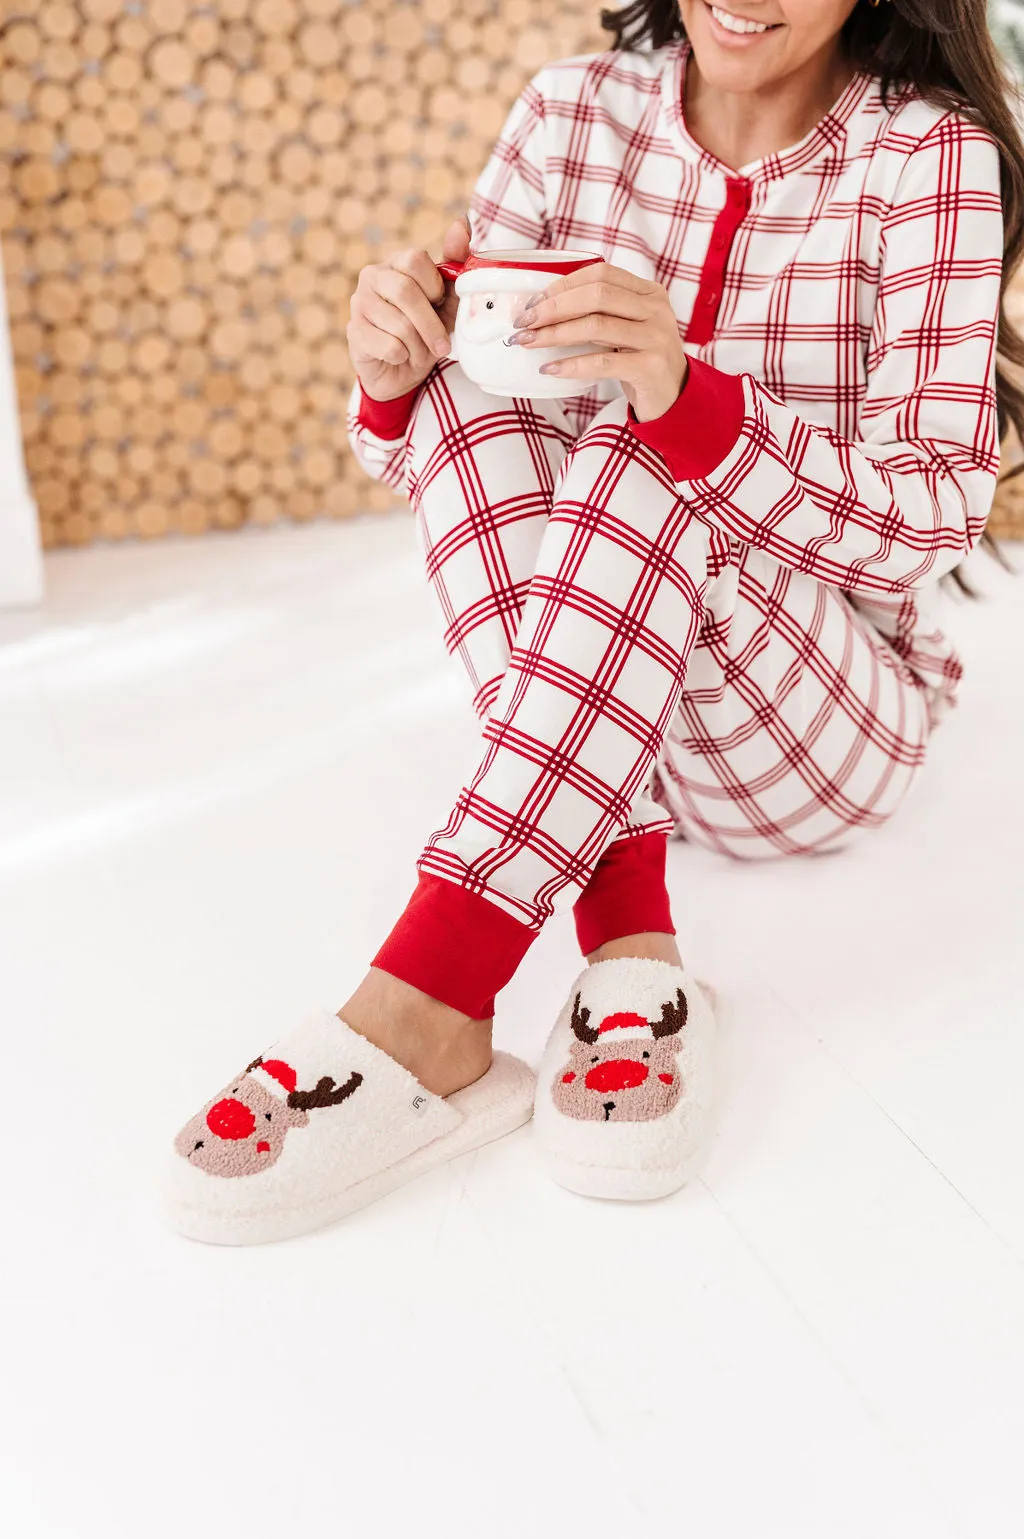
[174,1055,363,1178]
[551,989,688,1123]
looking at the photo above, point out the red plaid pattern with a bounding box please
[406,363,930,861]
[345,41,1001,1016]
[363,361,931,1015]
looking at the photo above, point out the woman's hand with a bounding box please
[346,215,468,403]
[509,262,688,422]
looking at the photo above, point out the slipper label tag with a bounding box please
[411,1094,430,1114]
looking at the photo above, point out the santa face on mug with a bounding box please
[462,288,539,345]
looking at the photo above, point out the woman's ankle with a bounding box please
[338,966,493,1097]
[586,931,683,967]
[573,831,675,957]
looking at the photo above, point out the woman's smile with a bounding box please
[703,1,785,48]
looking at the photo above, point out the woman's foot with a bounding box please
[338,966,493,1097]
[587,930,683,968]
[533,952,718,1200]
[336,934,680,1097]
[161,999,534,1245]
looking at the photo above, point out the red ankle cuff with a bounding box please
[372,873,537,1020]
[572,831,675,956]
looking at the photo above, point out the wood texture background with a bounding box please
[1,0,1021,546]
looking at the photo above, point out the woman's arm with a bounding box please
[628,112,1003,594]
[345,70,552,479]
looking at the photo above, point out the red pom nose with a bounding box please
[585,1058,649,1094]
[206,1097,257,1140]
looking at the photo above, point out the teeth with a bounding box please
[710,5,771,33]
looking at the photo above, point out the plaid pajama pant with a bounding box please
[371,358,931,1017]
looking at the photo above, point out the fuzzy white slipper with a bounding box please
[532,957,717,1200]
[159,1006,535,1245]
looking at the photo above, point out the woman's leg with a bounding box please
[652,544,932,856]
[363,386,731,1027]
[406,361,683,951]
[340,377,930,1094]
[343,367,694,1095]
[407,357,572,723]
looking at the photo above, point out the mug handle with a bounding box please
[435,259,465,360]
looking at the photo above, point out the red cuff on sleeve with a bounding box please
[371,873,538,1021]
[626,355,745,481]
[355,379,422,440]
[572,831,675,957]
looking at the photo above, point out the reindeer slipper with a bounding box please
[532,957,717,1200]
[158,1006,535,1245]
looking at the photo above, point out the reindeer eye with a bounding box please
[591,1056,598,1063]
[642,1051,650,1060]
[264,1111,272,1120]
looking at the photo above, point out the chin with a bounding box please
[685,0,788,93]
[689,47,777,95]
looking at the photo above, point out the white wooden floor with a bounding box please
[2,514,1023,1539]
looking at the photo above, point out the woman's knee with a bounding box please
[410,359,578,549]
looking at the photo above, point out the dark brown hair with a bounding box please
[599,0,1024,586]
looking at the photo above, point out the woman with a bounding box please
[161,1,1023,1243]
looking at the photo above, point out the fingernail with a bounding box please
[524,292,545,311]
[433,337,449,355]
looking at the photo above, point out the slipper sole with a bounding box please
[539,1111,714,1201]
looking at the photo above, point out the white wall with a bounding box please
[0,244,43,609]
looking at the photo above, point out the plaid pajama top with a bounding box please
[347,38,1004,717]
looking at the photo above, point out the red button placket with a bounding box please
[685,175,752,347]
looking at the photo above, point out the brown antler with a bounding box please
[287,1071,363,1112]
[570,992,598,1043]
[650,988,688,1038]
[244,1055,264,1074]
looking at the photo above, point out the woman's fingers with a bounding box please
[524,276,654,328]
[541,263,656,307]
[350,289,428,367]
[373,261,453,355]
[513,311,642,351]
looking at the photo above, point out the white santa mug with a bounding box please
[435,248,606,399]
